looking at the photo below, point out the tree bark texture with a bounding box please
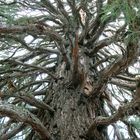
[27,73,108,140]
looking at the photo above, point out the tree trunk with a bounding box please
[21,22,111,140]
[28,75,109,140]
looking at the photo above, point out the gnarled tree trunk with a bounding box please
[0,1,140,140]
[26,62,109,140]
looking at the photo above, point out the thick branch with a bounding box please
[87,99,140,139]
[110,78,136,90]
[17,93,55,113]
[0,102,51,140]
[0,92,54,113]
[0,59,58,80]
[0,25,63,43]
[92,43,139,96]
[0,124,26,140]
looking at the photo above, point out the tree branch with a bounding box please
[0,24,64,43]
[0,102,51,140]
[86,99,140,139]
[92,42,139,96]
[110,78,136,90]
[0,92,54,113]
[0,59,58,80]
[0,124,26,140]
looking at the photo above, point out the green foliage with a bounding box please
[14,16,35,25]
[121,1,136,25]
[129,117,140,129]
[0,3,19,25]
[124,30,140,45]
[101,0,121,23]
[101,0,140,45]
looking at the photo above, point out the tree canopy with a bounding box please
[0,0,140,140]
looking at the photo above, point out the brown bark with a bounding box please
[0,1,140,140]
[40,84,108,140]
[21,62,109,140]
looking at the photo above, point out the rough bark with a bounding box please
[0,0,140,140]
[36,80,108,140]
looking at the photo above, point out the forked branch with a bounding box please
[0,102,51,140]
[86,99,140,139]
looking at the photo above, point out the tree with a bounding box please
[0,0,140,139]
